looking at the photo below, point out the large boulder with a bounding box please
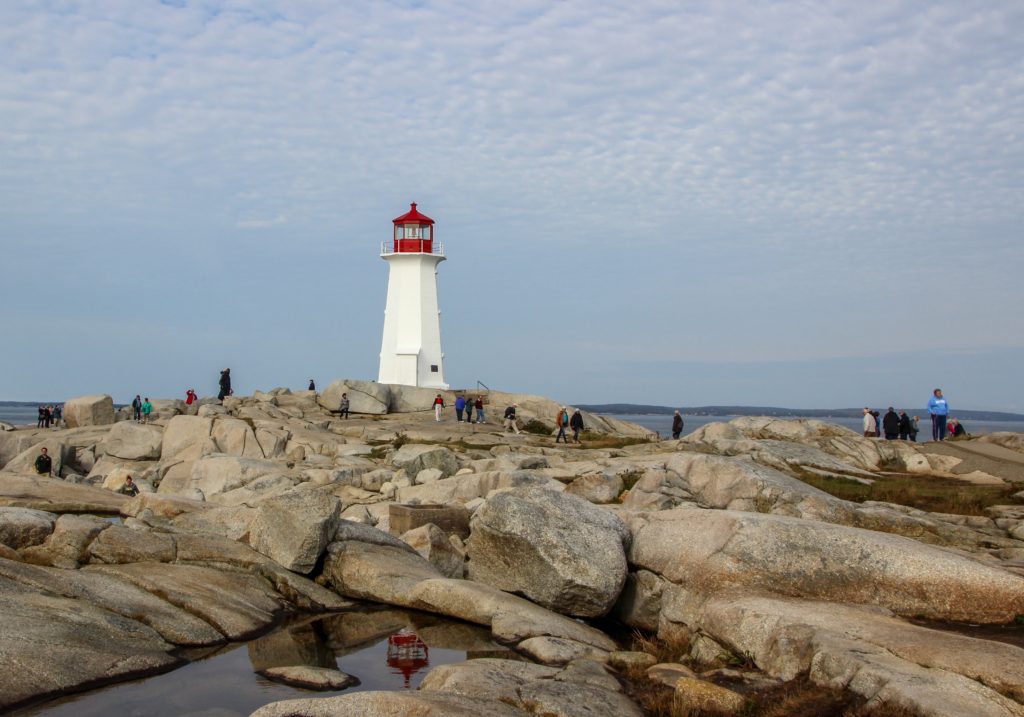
[248,490,341,573]
[2,438,72,477]
[99,422,163,461]
[212,417,264,458]
[251,692,531,717]
[466,487,630,618]
[317,380,391,415]
[391,444,460,479]
[626,507,1024,624]
[160,416,214,460]
[180,455,289,501]
[63,394,116,428]
[0,507,57,549]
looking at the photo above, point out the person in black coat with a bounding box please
[569,409,585,444]
[882,407,900,440]
[218,368,232,401]
[671,410,684,440]
[898,411,911,440]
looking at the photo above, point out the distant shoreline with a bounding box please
[577,404,1024,422]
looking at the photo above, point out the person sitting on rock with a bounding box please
[503,404,520,434]
[339,393,350,419]
[34,447,52,476]
[117,475,140,497]
[949,418,967,438]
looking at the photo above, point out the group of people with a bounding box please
[130,395,154,423]
[862,407,920,441]
[862,388,965,442]
[35,404,62,428]
[554,406,586,443]
[438,394,486,423]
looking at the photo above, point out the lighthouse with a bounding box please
[378,203,449,389]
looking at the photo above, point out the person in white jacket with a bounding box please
[862,407,877,438]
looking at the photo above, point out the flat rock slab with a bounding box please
[86,563,286,640]
[250,690,532,716]
[258,665,359,690]
[0,575,180,711]
[0,473,127,513]
[0,557,223,646]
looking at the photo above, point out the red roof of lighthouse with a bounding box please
[392,202,435,225]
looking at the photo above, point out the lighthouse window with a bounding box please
[430,365,438,372]
[406,225,420,238]
[422,226,431,240]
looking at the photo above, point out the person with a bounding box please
[928,388,949,441]
[455,394,466,423]
[862,408,876,438]
[882,407,900,440]
[950,418,967,438]
[870,410,881,437]
[910,415,920,442]
[569,409,585,443]
[218,368,232,401]
[34,447,52,476]
[51,404,62,428]
[433,394,445,422]
[141,397,153,424]
[898,411,911,440]
[308,379,316,392]
[37,405,46,428]
[475,396,485,423]
[503,404,520,434]
[555,406,569,443]
[117,475,140,497]
[671,410,684,439]
[185,389,198,406]
[43,405,52,429]
[339,393,350,419]
[132,395,142,422]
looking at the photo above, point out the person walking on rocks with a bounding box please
[671,410,684,439]
[569,409,585,443]
[898,411,911,440]
[928,388,949,441]
[433,394,445,422]
[862,408,876,438]
[882,407,900,440]
[339,393,350,419]
[555,407,569,443]
[455,394,466,422]
[34,447,52,476]
[132,395,142,422]
[141,397,153,424]
[503,404,520,434]
[475,396,485,423]
[218,368,232,401]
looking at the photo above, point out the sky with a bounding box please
[1,1,1022,411]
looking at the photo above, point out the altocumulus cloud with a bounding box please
[0,1,1022,407]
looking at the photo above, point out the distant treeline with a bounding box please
[577,403,1024,422]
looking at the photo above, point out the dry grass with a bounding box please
[578,431,655,449]
[798,473,1021,515]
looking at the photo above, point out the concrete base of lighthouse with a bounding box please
[378,252,448,389]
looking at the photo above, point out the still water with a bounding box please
[12,608,511,717]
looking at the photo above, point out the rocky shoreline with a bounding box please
[1,380,1023,716]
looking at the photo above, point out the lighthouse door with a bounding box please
[394,353,418,386]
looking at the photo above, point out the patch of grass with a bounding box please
[798,473,1021,515]
[393,432,408,449]
[630,629,692,664]
[621,470,643,492]
[579,431,655,449]
[522,419,552,436]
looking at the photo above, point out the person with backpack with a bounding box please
[671,410,684,439]
[555,407,569,443]
[503,404,520,434]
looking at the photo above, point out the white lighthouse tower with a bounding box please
[378,203,449,389]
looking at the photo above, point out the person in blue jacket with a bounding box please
[454,394,467,422]
[927,388,949,441]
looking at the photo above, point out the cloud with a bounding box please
[237,214,288,229]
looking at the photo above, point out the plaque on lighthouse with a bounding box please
[378,203,449,389]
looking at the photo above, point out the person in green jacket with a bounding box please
[141,397,153,424]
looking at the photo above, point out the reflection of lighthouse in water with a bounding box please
[386,628,429,688]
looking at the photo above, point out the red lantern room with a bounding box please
[391,202,435,253]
